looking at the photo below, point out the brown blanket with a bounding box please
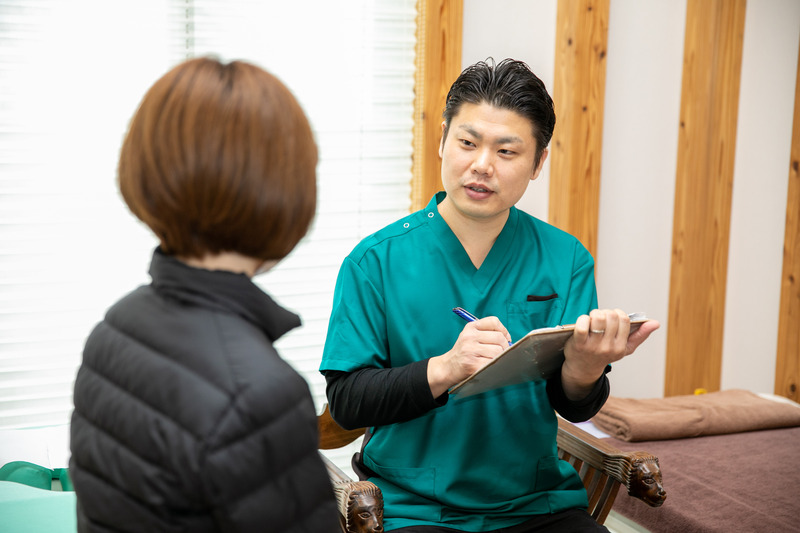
[592,389,800,441]
[607,427,800,533]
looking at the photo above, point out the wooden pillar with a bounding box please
[775,44,800,402]
[664,0,746,397]
[411,0,463,211]
[549,0,610,259]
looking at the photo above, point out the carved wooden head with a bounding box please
[626,453,667,507]
[334,481,384,533]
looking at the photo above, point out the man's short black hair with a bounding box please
[442,58,556,168]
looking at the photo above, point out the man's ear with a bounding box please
[531,148,549,181]
[438,121,447,158]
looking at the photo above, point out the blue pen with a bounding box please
[452,307,479,322]
[452,307,512,345]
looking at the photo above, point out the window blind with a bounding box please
[0,0,416,475]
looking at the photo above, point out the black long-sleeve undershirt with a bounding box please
[324,360,610,430]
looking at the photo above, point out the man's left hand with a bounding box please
[561,309,660,400]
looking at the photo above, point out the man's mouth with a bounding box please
[466,185,491,193]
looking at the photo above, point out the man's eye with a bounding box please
[359,512,372,519]
[499,149,515,155]
[460,139,475,147]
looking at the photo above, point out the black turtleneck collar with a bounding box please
[148,247,300,342]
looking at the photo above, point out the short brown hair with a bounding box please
[119,57,317,260]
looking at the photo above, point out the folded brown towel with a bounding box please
[592,389,800,441]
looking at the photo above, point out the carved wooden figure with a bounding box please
[334,480,384,533]
[625,454,666,507]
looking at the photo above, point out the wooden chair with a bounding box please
[318,405,666,533]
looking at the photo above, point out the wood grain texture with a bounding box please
[665,0,746,397]
[318,404,365,450]
[411,0,463,211]
[549,0,610,259]
[775,44,800,402]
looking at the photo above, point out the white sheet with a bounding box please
[0,425,70,469]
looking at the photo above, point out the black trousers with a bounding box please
[391,509,610,533]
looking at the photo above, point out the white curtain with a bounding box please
[0,0,416,475]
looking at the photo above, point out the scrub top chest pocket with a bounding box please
[506,294,563,337]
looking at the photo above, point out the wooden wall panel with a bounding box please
[665,0,746,397]
[549,0,610,259]
[775,45,800,402]
[411,0,463,212]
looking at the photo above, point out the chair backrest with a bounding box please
[319,404,366,451]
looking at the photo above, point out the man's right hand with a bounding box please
[426,317,512,397]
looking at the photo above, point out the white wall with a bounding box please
[721,0,800,393]
[462,0,800,398]
[596,0,685,398]
[462,0,557,221]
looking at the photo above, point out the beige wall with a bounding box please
[462,0,800,398]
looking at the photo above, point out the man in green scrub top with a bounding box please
[320,58,660,533]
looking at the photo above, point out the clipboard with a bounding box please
[448,314,649,398]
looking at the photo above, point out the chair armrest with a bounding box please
[557,417,666,522]
[318,406,384,533]
[318,406,665,529]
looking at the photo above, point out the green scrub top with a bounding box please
[321,193,598,532]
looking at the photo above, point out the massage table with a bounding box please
[0,480,76,532]
[589,390,800,533]
[0,425,76,532]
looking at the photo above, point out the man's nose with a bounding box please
[471,149,494,175]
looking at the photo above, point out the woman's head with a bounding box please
[119,57,317,261]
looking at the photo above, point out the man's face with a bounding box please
[349,493,383,533]
[437,102,547,226]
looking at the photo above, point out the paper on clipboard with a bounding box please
[448,314,649,398]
